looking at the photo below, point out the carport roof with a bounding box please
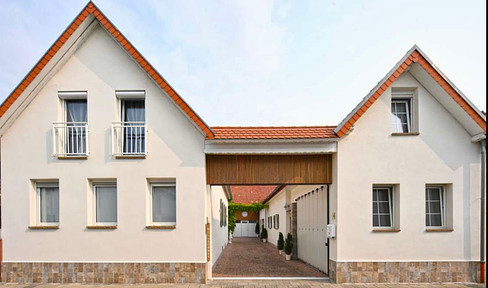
[230,186,277,204]
[211,126,337,140]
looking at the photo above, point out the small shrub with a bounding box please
[277,232,284,250]
[284,233,293,255]
[260,226,268,239]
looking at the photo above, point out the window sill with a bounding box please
[372,228,400,233]
[115,155,147,159]
[146,225,176,230]
[86,225,117,229]
[29,225,59,230]
[57,156,88,160]
[425,228,453,232]
[391,132,420,136]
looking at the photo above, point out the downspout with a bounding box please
[326,184,330,276]
[480,139,486,283]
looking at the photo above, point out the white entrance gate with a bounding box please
[233,220,258,237]
[297,187,328,273]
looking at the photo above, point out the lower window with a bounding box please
[93,183,117,225]
[372,187,393,228]
[150,183,176,225]
[425,186,444,227]
[37,182,59,225]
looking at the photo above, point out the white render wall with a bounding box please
[264,190,286,246]
[210,186,228,267]
[336,72,481,261]
[1,24,207,262]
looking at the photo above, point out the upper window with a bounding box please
[93,183,118,225]
[372,187,393,228]
[36,182,59,226]
[113,91,146,157]
[150,183,176,226]
[425,186,445,227]
[391,98,412,133]
[54,92,88,157]
[273,214,279,229]
[268,216,272,229]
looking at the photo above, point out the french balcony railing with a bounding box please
[53,122,89,157]
[112,122,147,157]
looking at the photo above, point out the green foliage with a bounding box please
[255,222,260,235]
[227,202,268,235]
[260,226,268,239]
[284,233,293,255]
[277,232,284,250]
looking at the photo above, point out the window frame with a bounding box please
[36,182,60,226]
[391,98,412,133]
[372,186,394,229]
[149,182,177,226]
[92,182,118,226]
[425,186,445,228]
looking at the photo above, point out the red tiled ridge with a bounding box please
[211,126,338,139]
[336,50,486,137]
[230,186,277,204]
[0,2,214,139]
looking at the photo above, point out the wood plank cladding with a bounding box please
[206,154,332,185]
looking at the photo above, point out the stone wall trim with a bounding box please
[328,260,479,284]
[1,262,207,284]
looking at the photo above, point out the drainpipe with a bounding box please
[325,184,330,276]
[480,139,486,283]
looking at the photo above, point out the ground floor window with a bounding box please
[372,186,393,228]
[150,183,176,225]
[425,186,444,227]
[37,182,59,225]
[93,183,118,225]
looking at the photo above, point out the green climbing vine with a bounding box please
[228,202,268,235]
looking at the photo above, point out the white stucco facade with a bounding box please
[1,24,208,263]
[209,186,228,267]
[335,72,482,262]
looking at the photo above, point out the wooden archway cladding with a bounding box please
[206,154,332,185]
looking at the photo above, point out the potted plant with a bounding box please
[260,226,268,243]
[277,232,284,255]
[284,233,293,260]
[255,222,260,238]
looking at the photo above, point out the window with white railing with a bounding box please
[53,97,88,157]
[112,97,146,156]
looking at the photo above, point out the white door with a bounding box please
[297,187,328,273]
[234,221,258,237]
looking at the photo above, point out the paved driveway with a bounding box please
[212,237,326,278]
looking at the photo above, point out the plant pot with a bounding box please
[285,254,292,261]
[279,250,283,255]
[262,239,267,243]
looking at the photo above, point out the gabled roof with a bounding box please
[229,185,277,204]
[335,45,486,137]
[0,1,214,139]
[211,126,337,140]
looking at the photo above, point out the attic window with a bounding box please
[391,91,417,134]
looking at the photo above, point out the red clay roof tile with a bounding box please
[211,126,337,139]
[230,186,277,204]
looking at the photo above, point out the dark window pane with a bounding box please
[379,215,391,227]
[425,202,430,213]
[373,215,379,227]
[429,202,441,213]
[378,202,390,213]
[426,216,430,226]
[373,190,378,201]
[430,214,442,226]
[377,190,389,201]
[428,189,440,200]
[373,202,378,213]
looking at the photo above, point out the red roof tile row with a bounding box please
[230,185,277,204]
[211,126,337,139]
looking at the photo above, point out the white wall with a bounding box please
[210,186,228,267]
[265,191,286,246]
[1,24,207,262]
[336,72,481,261]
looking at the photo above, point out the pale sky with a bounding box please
[0,0,485,126]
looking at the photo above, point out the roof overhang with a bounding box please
[204,138,338,154]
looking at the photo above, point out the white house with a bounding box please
[0,2,485,284]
